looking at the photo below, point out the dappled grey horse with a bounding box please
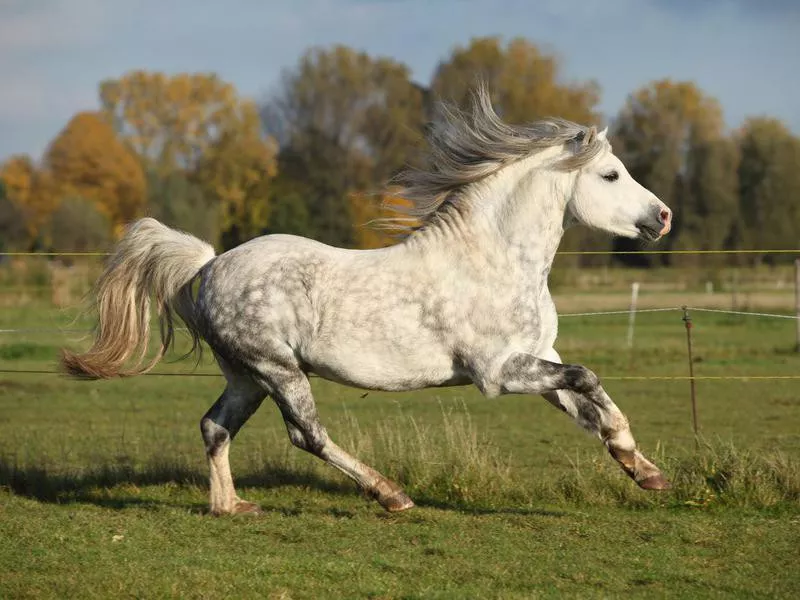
[63,88,673,514]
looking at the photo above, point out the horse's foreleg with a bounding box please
[271,372,414,512]
[497,349,670,490]
[200,377,265,515]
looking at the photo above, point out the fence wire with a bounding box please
[0,306,795,337]
[2,249,798,381]
[0,368,798,381]
[0,305,797,380]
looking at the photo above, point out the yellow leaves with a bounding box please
[194,131,279,239]
[100,71,257,174]
[0,155,35,208]
[348,188,418,249]
[432,36,600,126]
[97,71,278,245]
[0,154,57,240]
[44,111,146,232]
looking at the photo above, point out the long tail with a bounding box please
[62,218,216,379]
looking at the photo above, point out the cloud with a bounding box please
[0,0,797,162]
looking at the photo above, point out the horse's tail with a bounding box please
[61,217,216,380]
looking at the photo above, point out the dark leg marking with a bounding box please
[501,350,671,491]
[200,377,265,515]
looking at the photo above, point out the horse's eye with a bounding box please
[602,171,619,182]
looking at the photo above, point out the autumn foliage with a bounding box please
[45,111,146,233]
[1,38,798,261]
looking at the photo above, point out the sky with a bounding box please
[1,0,798,162]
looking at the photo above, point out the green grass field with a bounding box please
[1,298,799,599]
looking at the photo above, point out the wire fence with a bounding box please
[1,306,795,336]
[0,305,797,380]
[1,250,798,384]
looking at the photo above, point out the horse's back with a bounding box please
[194,234,463,390]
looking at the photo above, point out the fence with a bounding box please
[1,250,799,438]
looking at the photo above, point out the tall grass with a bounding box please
[337,399,527,507]
[3,402,797,512]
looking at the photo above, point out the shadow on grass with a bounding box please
[0,456,575,517]
[409,494,570,517]
[0,456,355,511]
[6,440,795,514]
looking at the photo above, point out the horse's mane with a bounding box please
[387,85,606,227]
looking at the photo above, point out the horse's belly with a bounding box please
[303,343,465,392]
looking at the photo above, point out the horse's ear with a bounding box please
[598,127,608,141]
[583,126,598,147]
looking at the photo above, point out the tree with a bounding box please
[100,72,254,171]
[44,111,146,232]
[145,169,219,244]
[45,196,113,252]
[737,117,800,261]
[262,45,426,246]
[612,80,733,264]
[262,175,312,239]
[193,128,278,246]
[100,71,278,245]
[0,179,28,252]
[431,37,601,126]
[677,138,740,264]
[0,154,56,243]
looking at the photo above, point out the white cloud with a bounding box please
[0,0,797,162]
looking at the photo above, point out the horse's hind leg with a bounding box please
[265,366,414,512]
[200,372,265,515]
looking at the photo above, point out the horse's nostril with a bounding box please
[659,209,671,224]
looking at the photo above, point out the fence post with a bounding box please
[682,306,699,444]
[795,259,800,353]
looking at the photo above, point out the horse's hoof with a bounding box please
[367,478,415,512]
[377,490,415,512]
[637,474,672,491]
[231,500,263,515]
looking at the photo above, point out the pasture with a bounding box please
[1,278,799,599]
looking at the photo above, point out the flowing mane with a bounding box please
[391,86,607,224]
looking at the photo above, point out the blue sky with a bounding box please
[1,0,798,162]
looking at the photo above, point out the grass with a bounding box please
[1,299,799,598]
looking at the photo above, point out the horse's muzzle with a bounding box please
[636,205,672,241]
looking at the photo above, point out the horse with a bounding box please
[62,88,673,515]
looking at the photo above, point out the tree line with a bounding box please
[1,37,798,266]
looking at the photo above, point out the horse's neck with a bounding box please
[407,161,571,282]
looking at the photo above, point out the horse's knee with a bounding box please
[286,423,307,450]
[201,417,229,456]
[563,364,600,394]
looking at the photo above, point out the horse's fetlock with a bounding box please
[201,417,229,454]
[306,436,327,456]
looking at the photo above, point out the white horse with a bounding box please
[63,88,673,514]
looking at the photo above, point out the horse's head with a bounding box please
[566,129,672,241]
